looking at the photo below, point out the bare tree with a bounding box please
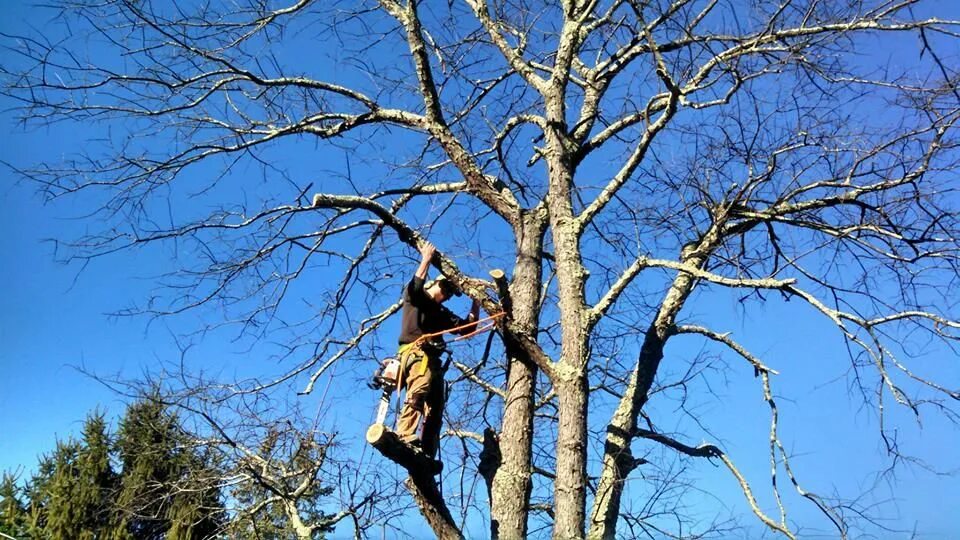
[95,374,397,540]
[4,0,960,538]
[187,397,396,540]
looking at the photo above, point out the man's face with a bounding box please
[427,283,450,303]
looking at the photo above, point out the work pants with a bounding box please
[395,346,445,458]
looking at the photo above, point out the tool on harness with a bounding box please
[369,357,401,425]
[368,357,400,391]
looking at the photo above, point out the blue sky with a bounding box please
[2,1,959,538]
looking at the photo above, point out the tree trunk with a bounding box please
[542,111,590,538]
[548,195,590,538]
[490,212,546,539]
[554,373,589,539]
[587,330,665,540]
[285,499,314,540]
[588,250,709,539]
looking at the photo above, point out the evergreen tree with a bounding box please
[229,479,290,539]
[114,397,223,540]
[40,438,83,539]
[4,398,251,540]
[22,414,120,540]
[75,413,120,539]
[0,473,27,538]
[114,398,181,539]
[164,448,223,540]
[24,451,55,537]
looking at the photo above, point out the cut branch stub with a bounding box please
[366,424,462,539]
[365,424,443,476]
[489,268,512,315]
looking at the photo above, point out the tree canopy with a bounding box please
[0,395,362,539]
[3,0,959,538]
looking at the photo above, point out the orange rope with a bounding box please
[411,312,505,348]
[454,321,498,342]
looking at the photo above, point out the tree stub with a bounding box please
[489,268,512,315]
[366,424,443,476]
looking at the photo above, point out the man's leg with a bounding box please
[395,351,432,445]
[420,365,446,458]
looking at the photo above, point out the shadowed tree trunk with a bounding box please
[490,211,547,539]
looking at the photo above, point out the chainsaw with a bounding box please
[368,357,401,425]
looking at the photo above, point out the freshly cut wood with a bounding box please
[489,268,512,314]
[366,424,443,476]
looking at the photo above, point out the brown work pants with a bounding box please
[395,346,445,458]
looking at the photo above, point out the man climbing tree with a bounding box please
[396,241,480,459]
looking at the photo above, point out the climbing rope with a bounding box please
[409,311,506,348]
[391,311,505,431]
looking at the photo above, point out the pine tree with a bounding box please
[0,473,27,538]
[41,438,83,539]
[164,444,223,540]
[75,413,120,539]
[24,451,55,537]
[5,398,235,540]
[229,480,290,539]
[114,398,182,539]
[21,414,120,540]
[113,397,223,539]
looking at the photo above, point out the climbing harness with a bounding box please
[369,311,505,427]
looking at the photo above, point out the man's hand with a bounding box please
[415,241,436,280]
[419,241,437,262]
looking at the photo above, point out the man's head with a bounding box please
[425,275,461,303]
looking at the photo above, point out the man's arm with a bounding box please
[415,241,435,280]
[451,299,481,336]
[407,241,436,307]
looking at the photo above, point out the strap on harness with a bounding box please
[387,312,504,430]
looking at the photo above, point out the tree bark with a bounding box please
[554,373,589,539]
[544,130,590,539]
[366,425,460,538]
[490,211,546,539]
[588,249,710,539]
